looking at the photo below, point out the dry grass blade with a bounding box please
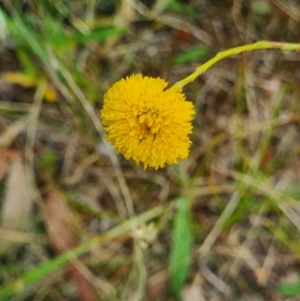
[0,154,32,253]
[0,118,27,147]
[198,190,241,256]
[181,278,206,301]
[0,149,16,180]
[215,165,300,232]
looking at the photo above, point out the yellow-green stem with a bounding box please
[170,41,300,90]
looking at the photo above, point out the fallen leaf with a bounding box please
[0,154,33,253]
[69,267,99,301]
[2,72,58,102]
[2,72,36,88]
[0,149,16,180]
[44,189,98,301]
[146,270,168,300]
[44,189,78,252]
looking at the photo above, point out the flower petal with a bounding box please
[100,74,195,169]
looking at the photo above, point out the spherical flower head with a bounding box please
[100,74,195,169]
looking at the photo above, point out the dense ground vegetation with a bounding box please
[1,1,300,300]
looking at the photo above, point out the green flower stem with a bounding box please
[170,40,300,90]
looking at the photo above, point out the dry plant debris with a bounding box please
[0,1,300,301]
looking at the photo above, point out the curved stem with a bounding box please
[169,40,300,90]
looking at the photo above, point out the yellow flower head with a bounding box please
[100,74,195,169]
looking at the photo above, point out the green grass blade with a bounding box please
[169,196,192,300]
[73,27,126,44]
[277,280,300,296]
[0,205,164,300]
[10,11,48,63]
[172,47,211,65]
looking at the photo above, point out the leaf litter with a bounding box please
[1,1,300,300]
[0,154,32,253]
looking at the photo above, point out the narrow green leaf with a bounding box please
[277,280,300,296]
[11,12,48,63]
[172,47,211,65]
[169,196,192,300]
[251,1,271,15]
[17,49,38,78]
[0,8,7,41]
[166,0,198,18]
[73,27,126,44]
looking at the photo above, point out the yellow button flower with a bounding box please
[100,74,195,169]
